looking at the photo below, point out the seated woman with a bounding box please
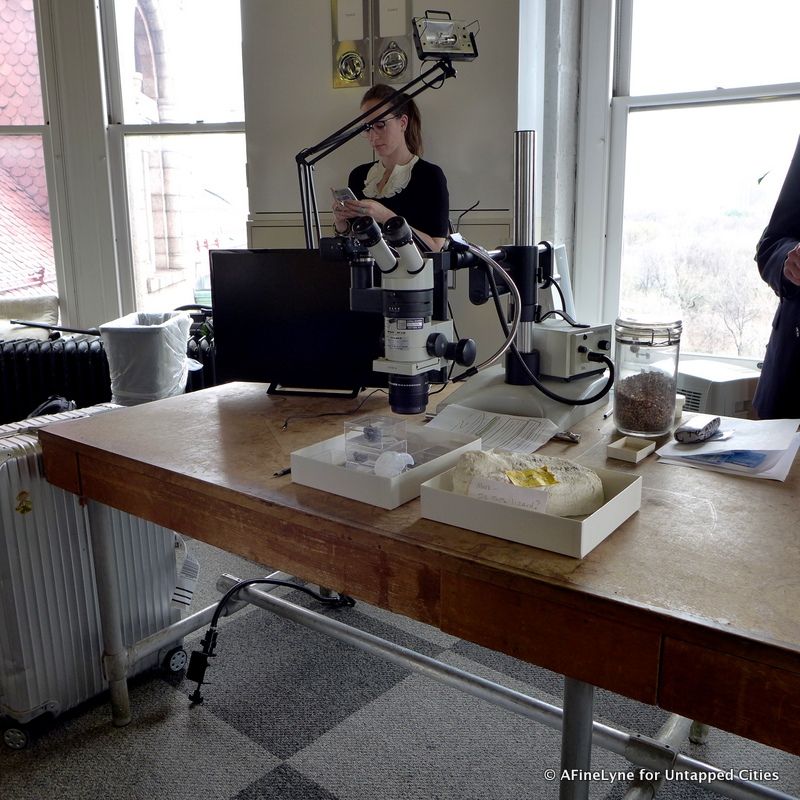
[332,83,449,253]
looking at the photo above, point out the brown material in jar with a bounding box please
[614,371,676,434]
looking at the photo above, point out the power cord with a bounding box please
[455,200,480,233]
[281,388,386,430]
[537,277,588,328]
[474,258,615,407]
[187,578,355,704]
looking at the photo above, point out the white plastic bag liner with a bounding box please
[99,311,192,406]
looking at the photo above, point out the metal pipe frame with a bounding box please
[511,130,538,355]
[86,502,131,726]
[559,677,595,800]
[513,130,537,248]
[216,574,797,800]
[84,501,289,728]
[621,714,694,800]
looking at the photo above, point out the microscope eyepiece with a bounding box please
[351,216,396,272]
[381,216,423,274]
[383,216,414,247]
[351,216,383,248]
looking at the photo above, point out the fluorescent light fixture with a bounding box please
[412,12,478,61]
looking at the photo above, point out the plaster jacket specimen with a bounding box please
[452,450,605,517]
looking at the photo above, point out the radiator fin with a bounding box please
[0,338,112,425]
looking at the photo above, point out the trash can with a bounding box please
[99,311,192,406]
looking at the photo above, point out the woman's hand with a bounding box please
[784,243,800,286]
[332,197,352,233]
[342,198,393,225]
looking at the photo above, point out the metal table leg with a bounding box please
[86,501,131,727]
[559,677,595,800]
[690,721,710,744]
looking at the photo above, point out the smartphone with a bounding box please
[331,187,358,205]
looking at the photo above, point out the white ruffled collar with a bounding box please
[362,155,419,199]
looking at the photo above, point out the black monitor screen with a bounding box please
[209,248,386,394]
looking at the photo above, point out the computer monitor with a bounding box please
[209,248,386,396]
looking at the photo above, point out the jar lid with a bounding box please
[614,317,682,346]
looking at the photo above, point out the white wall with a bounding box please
[241,1,548,361]
[242,0,521,217]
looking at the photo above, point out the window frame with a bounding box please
[98,0,246,313]
[0,0,66,306]
[25,0,121,329]
[574,0,800,356]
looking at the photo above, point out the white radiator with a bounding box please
[0,416,180,727]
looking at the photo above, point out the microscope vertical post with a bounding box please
[505,130,542,384]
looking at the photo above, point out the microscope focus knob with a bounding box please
[426,332,448,358]
[445,338,477,367]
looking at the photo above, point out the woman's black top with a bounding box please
[348,158,450,239]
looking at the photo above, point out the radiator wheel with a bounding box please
[162,646,188,674]
[3,724,31,750]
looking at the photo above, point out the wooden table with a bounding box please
[39,382,800,758]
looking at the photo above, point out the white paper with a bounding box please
[378,0,406,37]
[657,438,799,481]
[467,476,550,512]
[656,416,800,482]
[337,0,364,41]
[657,416,800,458]
[426,404,558,453]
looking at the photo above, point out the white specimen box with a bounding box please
[606,436,656,464]
[291,426,480,509]
[420,467,642,558]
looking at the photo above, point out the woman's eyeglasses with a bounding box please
[362,117,396,134]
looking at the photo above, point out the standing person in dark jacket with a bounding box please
[754,135,800,418]
[332,83,449,253]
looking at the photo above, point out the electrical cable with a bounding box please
[546,276,567,310]
[537,278,587,328]
[524,348,614,406]
[445,300,461,380]
[281,388,386,430]
[462,250,614,407]
[420,71,448,90]
[449,243,521,382]
[427,382,450,397]
[538,308,589,327]
[455,200,480,233]
[187,577,355,704]
[447,300,460,341]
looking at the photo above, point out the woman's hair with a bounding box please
[362,83,423,156]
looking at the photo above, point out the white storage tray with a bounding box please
[291,427,481,509]
[420,466,642,558]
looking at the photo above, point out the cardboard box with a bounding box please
[291,427,481,509]
[420,466,642,558]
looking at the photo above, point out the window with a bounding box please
[580,0,800,361]
[0,0,57,299]
[628,2,800,96]
[618,101,800,357]
[103,0,247,311]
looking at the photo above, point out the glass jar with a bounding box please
[613,318,682,437]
